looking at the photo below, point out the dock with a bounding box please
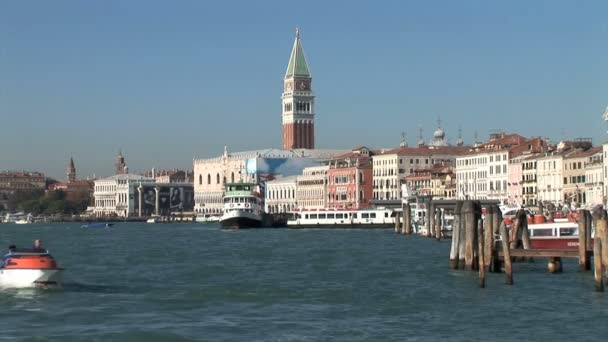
[396,200,608,292]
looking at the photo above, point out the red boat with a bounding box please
[528,221,583,250]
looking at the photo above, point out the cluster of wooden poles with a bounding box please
[394,200,608,292]
[394,200,446,239]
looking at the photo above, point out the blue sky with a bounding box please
[1,0,607,179]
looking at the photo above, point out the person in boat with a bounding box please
[32,239,45,252]
[1,245,16,268]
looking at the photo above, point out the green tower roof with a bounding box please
[285,28,311,79]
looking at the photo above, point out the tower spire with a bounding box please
[285,28,311,79]
[67,157,76,182]
[400,132,408,148]
[456,126,464,146]
[282,27,315,150]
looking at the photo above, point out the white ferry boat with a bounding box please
[195,214,221,223]
[219,183,264,229]
[287,208,396,228]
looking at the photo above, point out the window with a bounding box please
[199,175,202,185]
[318,214,326,219]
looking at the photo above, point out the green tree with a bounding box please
[6,190,44,211]
[45,200,67,215]
[19,199,43,214]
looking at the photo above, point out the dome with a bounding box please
[433,127,445,139]
[456,137,464,146]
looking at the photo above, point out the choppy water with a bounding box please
[0,223,607,341]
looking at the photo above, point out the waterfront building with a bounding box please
[93,173,194,217]
[521,155,539,206]
[143,169,193,184]
[0,171,47,196]
[405,164,456,199]
[193,148,344,214]
[507,156,524,207]
[265,175,298,213]
[282,28,315,150]
[373,145,468,201]
[296,165,329,210]
[456,133,549,204]
[326,147,374,209]
[94,174,154,217]
[563,145,602,206]
[584,148,604,206]
[534,140,589,207]
[536,152,566,206]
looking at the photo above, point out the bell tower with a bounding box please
[67,157,76,183]
[115,151,127,175]
[282,28,315,150]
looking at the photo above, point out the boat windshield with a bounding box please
[5,247,49,255]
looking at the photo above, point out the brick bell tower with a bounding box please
[282,28,315,150]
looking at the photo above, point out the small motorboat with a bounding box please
[146,217,158,224]
[0,248,63,287]
[81,223,114,228]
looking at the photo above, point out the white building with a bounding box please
[373,145,468,201]
[296,165,328,209]
[193,148,345,214]
[93,174,154,217]
[521,155,539,206]
[456,134,547,204]
[265,176,298,213]
[579,147,603,207]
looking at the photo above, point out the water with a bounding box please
[0,223,607,341]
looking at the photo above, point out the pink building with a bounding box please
[327,148,374,210]
[507,161,522,207]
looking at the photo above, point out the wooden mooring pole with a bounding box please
[449,201,463,269]
[425,198,432,238]
[478,218,485,288]
[394,211,401,233]
[484,205,494,272]
[594,235,604,292]
[599,212,608,285]
[458,201,467,269]
[435,207,442,241]
[499,221,513,285]
[401,202,408,235]
[578,210,588,271]
[464,201,476,271]
[428,202,435,238]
